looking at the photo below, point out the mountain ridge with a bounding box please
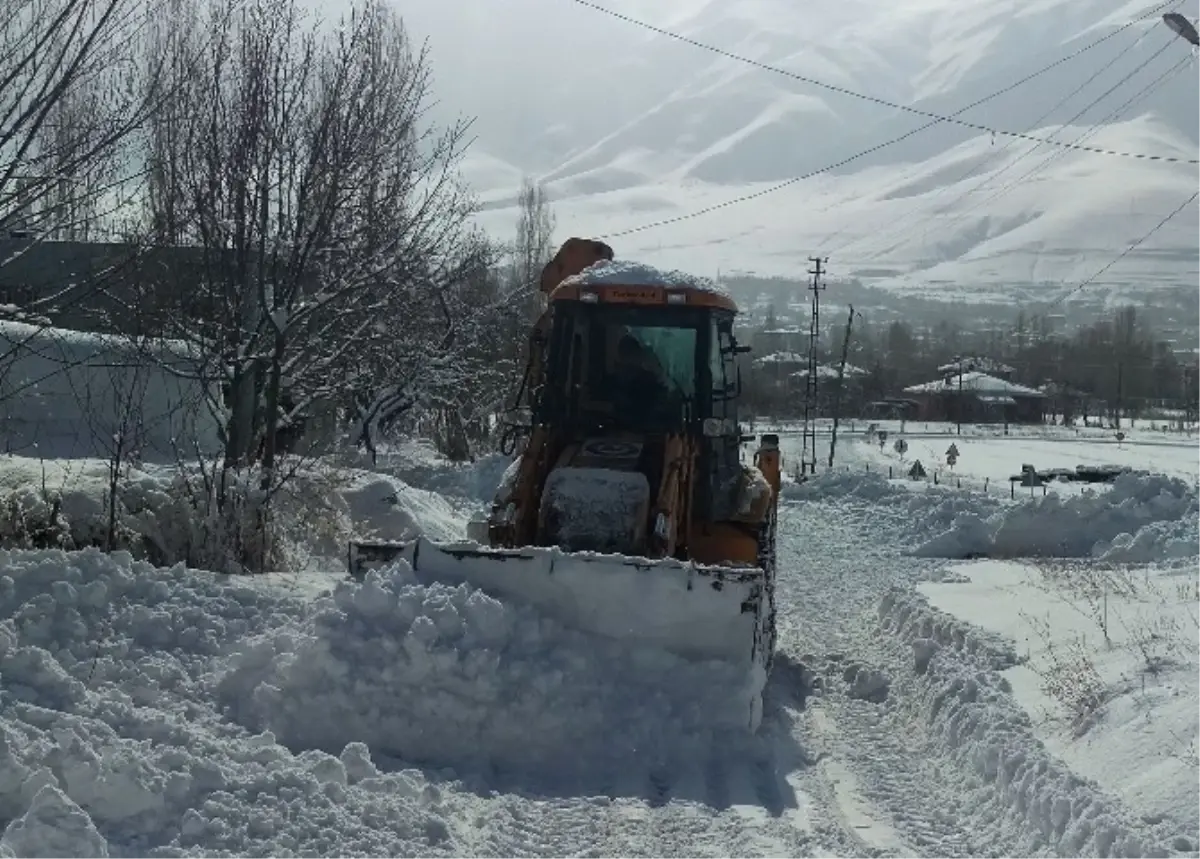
[402,0,1198,298]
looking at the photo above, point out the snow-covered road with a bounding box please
[772,492,1190,857]
[1,441,1197,856]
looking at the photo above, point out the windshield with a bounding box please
[540,304,708,432]
[624,325,696,398]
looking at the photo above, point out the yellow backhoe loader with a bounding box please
[349,239,782,727]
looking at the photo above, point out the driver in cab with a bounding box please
[611,334,669,414]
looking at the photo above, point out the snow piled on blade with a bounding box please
[219,559,759,777]
[0,546,761,855]
[0,549,450,855]
[395,539,765,668]
[559,259,731,296]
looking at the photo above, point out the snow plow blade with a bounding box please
[348,538,773,669]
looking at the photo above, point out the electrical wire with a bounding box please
[583,0,1192,240]
[552,1,1200,311]
[1049,191,1198,305]
[571,0,1197,165]
[820,17,1176,255]
[830,36,1190,261]
[930,51,1191,243]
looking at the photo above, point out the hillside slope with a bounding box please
[406,0,1198,298]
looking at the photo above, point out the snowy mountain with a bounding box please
[404,0,1198,301]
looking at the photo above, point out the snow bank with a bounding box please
[0,548,472,855]
[917,559,1200,835]
[914,473,1199,561]
[0,455,470,574]
[218,558,759,779]
[784,470,1005,542]
[789,470,1199,566]
[877,586,1192,857]
[337,438,512,506]
[782,469,911,504]
[0,320,221,461]
[559,259,731,296]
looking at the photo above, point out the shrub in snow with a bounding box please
[217,559,758,777]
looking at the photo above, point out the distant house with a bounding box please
[903,371,1045,424]
[752,328,808,356]
[864,398,920,420]
[790,362,867,381]
[937,357,1016,380]
[753,351,808,383]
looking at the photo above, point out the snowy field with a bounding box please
[0,430,1196,856]
[767,418,1199,496]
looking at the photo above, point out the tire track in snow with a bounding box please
[772,491,1180,857]
[434,706,842,858]
[774,496,1033,855]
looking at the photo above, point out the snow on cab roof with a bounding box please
[559,259,732,297]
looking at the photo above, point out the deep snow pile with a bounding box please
[0,546,758,856]
[916,472,1199,561]
[0,548,446,857]
[913,558,1200,836]
[0,455,472,573]
[875,586,1191,859]
[785,471,1006,547]
[786,470,1199,564]
[337,439,512,507]
[218,558,757,778]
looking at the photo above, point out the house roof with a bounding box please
[755,351,808,365]
[937,357,1015,375]
[903,371,1045,397]
[790,363,868,379]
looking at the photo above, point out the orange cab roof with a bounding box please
[549,281,739,313]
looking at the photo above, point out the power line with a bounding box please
[820,8,1183,256]
[571,0,1197,165]
[934,52,1190,241]
[831,36,1190,261]
[586,1,1192,240]
[1051,191,1198,306]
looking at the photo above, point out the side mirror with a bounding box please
[719,337,752,357]
[702,417,739,437]
[502,407,533,429]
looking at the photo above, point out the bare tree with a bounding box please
[129,0,481,486]
[1,0,161,244]
[510,176,555,309]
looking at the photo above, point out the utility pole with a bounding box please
[957,363,963,436]
[1115,361,1124,430]
[956,357,975,436]
[800,256,826,476]
[827,304,856,469]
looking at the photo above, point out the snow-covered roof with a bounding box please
[903,371,1045,397]
[937,357,1015,375]
[790,363,867,379]
[754,351,807,365]
[559,260,731,297]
